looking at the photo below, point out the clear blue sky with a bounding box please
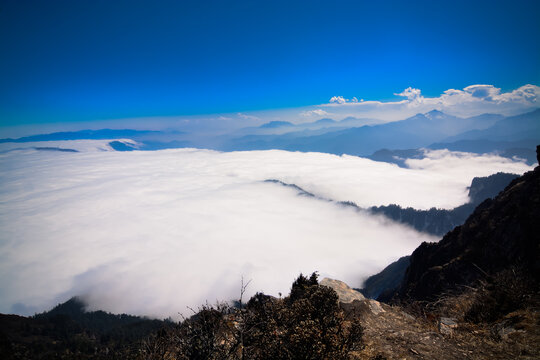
[1,0,539,127]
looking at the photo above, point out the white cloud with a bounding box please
[237,112,261,120]
[329,96,359,104]
[322,84,540,119]
[439,84,540,106]
[0,143,533,318]
[394,87,423,101]
[329,96,347,104]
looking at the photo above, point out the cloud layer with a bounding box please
[0,143,533,318]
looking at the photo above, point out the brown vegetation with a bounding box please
[139,273,364,360]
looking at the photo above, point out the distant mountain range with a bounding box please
[2,109,538,162]
[259,120,294,129]
[216,109,539,161]
[0,129,166,143]
[219,110,514,154]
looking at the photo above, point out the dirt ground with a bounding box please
[345,300,540,360]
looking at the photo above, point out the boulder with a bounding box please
[438,317,457,335]
[320,278,366,303]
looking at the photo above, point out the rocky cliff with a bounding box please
[398,153,540,302]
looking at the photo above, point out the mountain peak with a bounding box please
[312,118,337,125]
[259,121,294,129]
[425,109,446,119]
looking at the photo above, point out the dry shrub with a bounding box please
[139,273,364,360]
[140,303,237,360]
[465,268,537,324]
[399,267,538,326]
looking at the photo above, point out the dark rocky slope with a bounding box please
[360,172,521,300]
[359,256,411,300]
[398,150,540,303]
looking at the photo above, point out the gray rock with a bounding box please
[368,299,385,315]
[438,317,458,335]
[320,278,366,303]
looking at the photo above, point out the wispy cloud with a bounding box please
[300,109,330,117]
[237,112,261,120]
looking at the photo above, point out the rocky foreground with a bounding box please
[322,278,540,360]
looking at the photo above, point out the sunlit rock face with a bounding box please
[320,278,366,303]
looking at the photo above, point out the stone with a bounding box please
[368,300,385,315]
[320,278,366,303]
[438,317,458,335]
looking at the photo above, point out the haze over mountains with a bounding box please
[221,109,539,163]
[3,108,537,166]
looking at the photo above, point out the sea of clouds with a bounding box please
[0,141,534,318]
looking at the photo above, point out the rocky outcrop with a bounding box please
[320,278,366,303]
[467,172,521,204]
[320,278,386,317]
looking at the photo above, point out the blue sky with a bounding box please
[1,0,539,130]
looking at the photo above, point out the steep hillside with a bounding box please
[361,173,520,300]
[398,151,540,303]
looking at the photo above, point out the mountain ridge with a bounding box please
[4,109,537,158]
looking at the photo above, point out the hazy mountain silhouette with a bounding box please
[441,108,540,143]
[259,121,294,129]
[2,109,537,157]
[221,110,506,155]
[0,129,165,143]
